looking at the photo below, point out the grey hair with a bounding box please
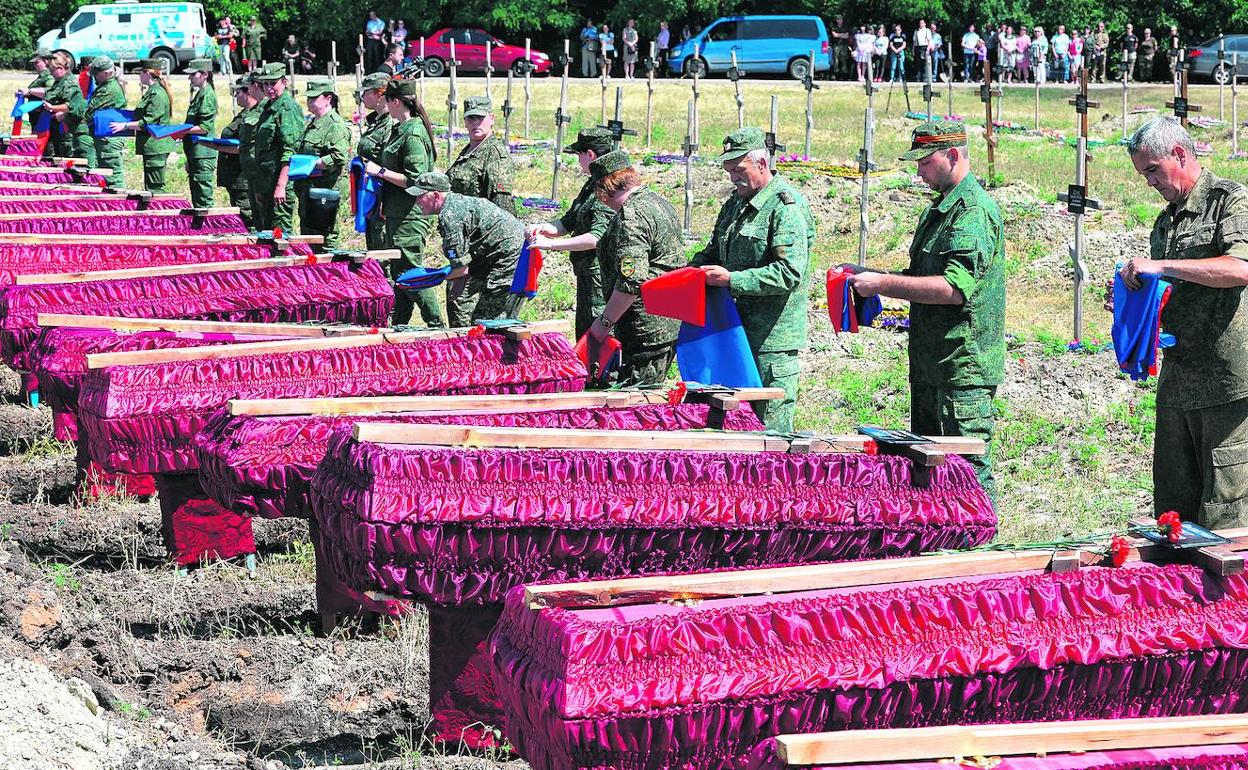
[745,147,769,166]
[1127,116,1195,158]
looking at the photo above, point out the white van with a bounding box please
[38,2,212,72]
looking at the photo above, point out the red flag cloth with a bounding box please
[826,267,857,333]
[640,266,708,326]
[574,332,622,384]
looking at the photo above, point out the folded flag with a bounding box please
[11,96,44,119]
[287,153,322,180]
[574,332,622,385]
[348,157,381,233]
[91,108,136,138]
[826,267,883,333]
[395,265,453,291]
[640,266,707,326]
[146,122,195,140]
[1111,268,1175,382]
[509,240,544,299]
[191,136,241,148]
[674,286,762,388]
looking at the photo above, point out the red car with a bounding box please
[410,28,552,76]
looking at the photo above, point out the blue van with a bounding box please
[666,15,831,79]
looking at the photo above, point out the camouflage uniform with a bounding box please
[1148,169,1248,529]
[356,90,396,251]
[555,127,614,339]
[43,73,89,162]
[902,123,1006,502]
[28,69,54,91]
[250,63,303,232]
[434,190,524,326]
[85,59,126,187]
[132,68,175,193]
[216,82,253,226]
[378,87,444,328]
[183,60,218,209]
[596,182,683,388]
[243,22,266,65]
[691,129,816,432]
[446,96,516,216]
[294,80,351,247]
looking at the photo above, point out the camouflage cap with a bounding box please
[185,58,214,74]
[358,72,390,92]
[405,171,452,197]
[232,74,251,91]
[253,62,289,82]
[304,78,336,98]
[137,58,166,71]
[463,95,492,118]
[899,120,968,161]
[589,149,632,182]
[89,55,115,73]
[29,48,52,62]
[715,127,766,163]
[565,126,614,156]
[384,78,420,99]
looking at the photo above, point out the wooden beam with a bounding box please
[0,206,240,221]
[0,193,167,202]
[0,180,117,192]
[0,166,112,175]
[776,714,1248,766]
[0,233,322,245]
[16,254,333,285]
[350,423,986,457]
[227,386,787,417]
[523,528,1248,610]
[85,319,571,368]
[37,314,387,338]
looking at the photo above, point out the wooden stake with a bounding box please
[1060,66,1103,345]
[1121,50,1130,140]
[765,95,786,173]
[922,50,934,119]
[777,715,1248,766]
[484,39,493,102]
[524,527,1248,610]
[418,38,425,103]
[600,87,636,151]
[1165,50,1202,127]
[981,58,998,187]
[645,42,656,148]
[330,41,337,79]
[1234,53,1241,157]
[599,47,609,125]
[682,99,696,235]
[38,314,383,337]
[730,50,745,129]
[1220,34,1227,121]
[804,49,817,158]
[857,59,877,267]
[502,70,514,142]
[523,38,533,140]
[446,39,460,159]
[550,40,572,200]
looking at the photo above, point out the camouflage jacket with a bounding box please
[295,110,351,188]
[379,116,435,223]
[252,91,304,180]
[184,83,218,158]
[134,83,174,156]
[44,74,86,131]
[85,77,125,125]
[357,109,395,163]
[437,192,524,279]
[446,134,516,215]
[559,177,615,273]
[597,187,684,345]
[217,106,249,188]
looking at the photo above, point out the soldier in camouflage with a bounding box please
[589,150,683,388]
[527,127,614,338]
[85,56,127,186]
[446,96,517,216]
[214,75,258,226]
[1118,117,1248,529]
[23,49,54,97]
[182,59,218,208]
[406,171,524,326]
[251,62,304,232]
[850,120,1006,501]
[354,72,395,252]
[294,78,351,247]
[111,59,176,192]
[40,53,89,163]
[690,127,816,432]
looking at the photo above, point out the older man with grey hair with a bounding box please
[1118,116,1248,529]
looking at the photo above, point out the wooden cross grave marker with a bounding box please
[980,58,1003,187]
[549,40,572,199]
[598,87,637,152]
[765,94,786,173]
[857,60,878,266]
[1165,50,1202,128]
[1058,66,1103,344]
[729,49,746,129]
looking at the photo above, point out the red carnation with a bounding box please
[305,254,317,266]
[367,326,379,335]
[273,227,283,239]
[1110,535,1130,567]
[667,381,687,405]
[467,325,486,338]
[863,439,879,456]
[1158,510,1183,543]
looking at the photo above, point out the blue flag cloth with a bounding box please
[1111,269,1175,382]
[349,158,381,233]
[509,240,543,298]
[91,108,136,137]
[11,96,44,118]
[33,108,54,137]
[675,287,762,388]
[146,123,195,140]
[396,265,453,291]
[287,153,321,179]
[191,136,241,147]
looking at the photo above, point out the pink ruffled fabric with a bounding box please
[79,332,586,475]
[0,170,106,185]
[0,185,113,195]
[0,156,53,167]
[3,138,42,156]
[816,744,1248,770]
[0,197,191,214]
[196,402,764,520]
[0,212,245,235]
[154,473,254,566]
[311,439,995,606]
[0,259,393,370]
[489,564,1248,770]
[0,242,313,286]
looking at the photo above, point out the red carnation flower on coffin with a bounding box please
[273,227,283,239]
[1158,510,1183,542]
[467,324,486,339]
[667,381,687,405]
[1110,535,1130,567]
[863,439,879,456]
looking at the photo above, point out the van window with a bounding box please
[742,19,819,41]
[68,11,96,33]
[706,21,738,43]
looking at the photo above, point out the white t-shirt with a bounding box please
[914,26,932,50]
[961,32,980,52]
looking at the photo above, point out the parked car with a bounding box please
[410,28,551,77]
[1187,34,1248,84]
[665,15,831,79]
[38,1,212,72]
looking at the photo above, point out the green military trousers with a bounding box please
[752,350,801,432]
[142,153,168,193]
[1154,398,1248,531]
[251,173,294,232]
[383,213,445,329]
[571,255,605,340]
[911,382,997,503]
[186,153,217,209]
[93,136,125,189]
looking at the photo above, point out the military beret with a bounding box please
[899,119,967,161]
[385,78,420,99]
[565,126,614,156]
[358,72,390,92]
[463,95,492,118]
[405,171,451,196]
[29,48,52,62]
[185,58,213,74]
[589,149,632,182]
[716,127,766,163]
[303,78,336,98]
[253,62,289,82]
[137,58,165,71]
[89,55,115,73]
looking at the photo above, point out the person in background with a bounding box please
[1122,23,1139,81]
[364,11,386,73]
[1069,28,1084,77]
[853,25,873,83]
[622,19,639,79]
[299,41,317,74]
[1051,24,1071,82]
[580,19,599,78]
[913,19,932,79]
[831,15,851,80]
[974,34,988,80]
[446,95,516,215]
[931,23,946,81]
[391,20,408,47]
[961,24,980,82]
[1093,22,1110,82]
[871,25,887,82]
[599,24,615,76]
[1031,26,1049,84]
[282,35,300,72]
[376,43,404,75]
[999,25,1016,83]
[1015,26,1031,83]
[1139,28,1158,83]
[887,24,907,83]
[1168,26,1182,82]
[181,59,218,209]
[655,21,670,73]
[243,18,266,70]
[215,17,236,75]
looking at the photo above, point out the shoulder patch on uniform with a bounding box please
[778,190,795,204]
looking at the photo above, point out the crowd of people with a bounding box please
[833,16,1186,84]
